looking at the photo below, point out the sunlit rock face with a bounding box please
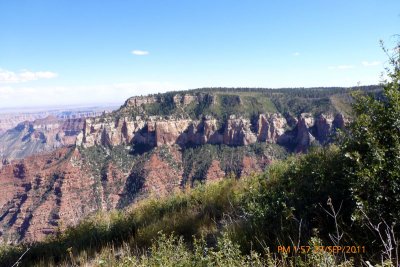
[77,111,346,151]
[257,113,287,143]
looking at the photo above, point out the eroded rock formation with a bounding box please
[257,113,287,143]
[77,111,346,152]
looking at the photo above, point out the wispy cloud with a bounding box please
[292,52,300,56]
[361,61,381,67]
[0,69,58,83]
[328,65,355,70]
[131,50,149,56]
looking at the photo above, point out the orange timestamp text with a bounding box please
[277,245,366,254]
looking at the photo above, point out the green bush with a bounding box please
[339,41,400,264]
[231,147,354,253]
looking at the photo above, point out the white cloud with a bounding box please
[328,65,355,70]
[361,61,381,67]
[131,50,149,56]
[292,52,300,56]
[0,69,58,83]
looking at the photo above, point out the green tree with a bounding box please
[341,40,400,225]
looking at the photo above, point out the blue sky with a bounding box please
[0,0,399,108]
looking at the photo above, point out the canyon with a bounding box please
[0,105,118,161]
[0,105,117,136]
[0,88,360,244]
[0,116,84,160]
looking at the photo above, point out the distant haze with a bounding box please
[0,102,120,114]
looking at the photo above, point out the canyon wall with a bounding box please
[77,112,347,152]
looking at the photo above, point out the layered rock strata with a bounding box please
[77,112,347,152]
